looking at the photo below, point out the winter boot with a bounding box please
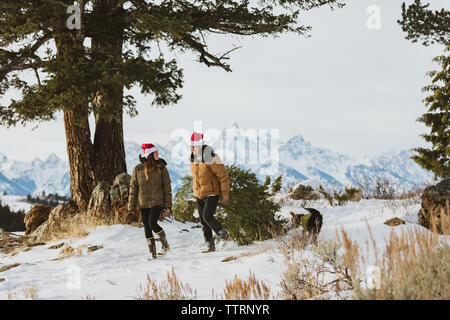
[157,230,170,257]
[202,237,216,254]
[146,237,157,260]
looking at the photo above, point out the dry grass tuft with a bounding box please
[339,212,450,300]
[213,271,272,300]
[278,235,353,300]
[135,267,197,300]
[22,282,39,300]
[221,247,270,263]
[8,282,39,300]
[273,229,310,262]
[53,244,90,261]
[0,263,21,273]
[353,229,449,299]
[7,292,16,300]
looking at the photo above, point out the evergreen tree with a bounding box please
[0,0,343,210]
[0,200,26,232]
[263,176,271,192]
[272,175,283,194]
[398,1,450,179]
[413,52,450,179]
[217,165,287,246]
[172,176,198,223]
[398,1,449,46]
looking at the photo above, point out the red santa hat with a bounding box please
[190,132,204,146]
[141,143,159,156]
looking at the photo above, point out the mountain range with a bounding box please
[0,124,434,197]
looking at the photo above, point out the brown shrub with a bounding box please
[214,271,272,300]
[135,267,197,300]
[342,222,450,300]
[290,184,320,201]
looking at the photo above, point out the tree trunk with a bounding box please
[92,112,127,183]
[91,0,127,184]
[63,108,96,210]
[55,1,128,210]
[56,31,97,210]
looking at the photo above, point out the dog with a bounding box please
[290,208,323,243]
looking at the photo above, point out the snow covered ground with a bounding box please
[0,197,448,300]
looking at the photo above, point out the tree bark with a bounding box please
[63,108,96,210]
[55,1,128,210]
[91,0,127,184]
[92,112,127,183]
[56,31,97,210]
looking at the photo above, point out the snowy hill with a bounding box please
[0,124,434,196]
[0,197,446,299]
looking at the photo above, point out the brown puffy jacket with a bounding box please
[128,159,172,211]
[191,154,230,199]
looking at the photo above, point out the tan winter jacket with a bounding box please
[191,154,230,200]
[128,159,172,211]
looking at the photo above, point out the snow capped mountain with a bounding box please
[278,134,356,188]
[0,124,435,196]
[0,153,69,197]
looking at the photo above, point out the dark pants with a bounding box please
[140,206,163,239]
[196,196,223,241]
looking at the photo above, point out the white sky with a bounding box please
[0,0,448,161]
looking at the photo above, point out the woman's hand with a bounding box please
[159,208,172,222]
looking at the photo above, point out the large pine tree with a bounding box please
[0,0,343,210]
[398,0,450,179]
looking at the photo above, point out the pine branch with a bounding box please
[182,35,233,72]
[0,34,51,80]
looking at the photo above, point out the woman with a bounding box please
[190,132,230,253]
[128,143,172,259]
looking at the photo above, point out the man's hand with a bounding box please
[221,193,229,203]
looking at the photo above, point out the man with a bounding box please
[190,132,230,253]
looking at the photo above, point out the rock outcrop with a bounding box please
[88,182,111,215]
[31,203,78,241]
[109,173,131,207]
[418,178,450,234]
[24,205,53,235]
[27,172,137,242]
[384,217,406,227]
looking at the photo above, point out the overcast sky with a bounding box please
[0,0,448,161]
